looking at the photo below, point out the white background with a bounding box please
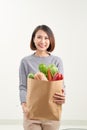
[0,0,87,120]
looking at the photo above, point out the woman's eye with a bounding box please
[45,37,49,40]
[37,36,41,39]
[37,36,49,40]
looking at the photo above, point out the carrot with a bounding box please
[47,69,53,81]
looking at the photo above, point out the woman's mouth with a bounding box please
[38,44,46,48]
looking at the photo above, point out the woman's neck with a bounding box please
[34,51,50,57]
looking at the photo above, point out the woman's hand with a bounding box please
[21,102,29,118]
[53,89,65,105]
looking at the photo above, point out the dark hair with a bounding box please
[30,25,55,52]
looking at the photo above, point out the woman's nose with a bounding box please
[41,38,45,43]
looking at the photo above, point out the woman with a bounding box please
[19,25,65,130]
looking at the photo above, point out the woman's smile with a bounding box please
[33,30,50,51]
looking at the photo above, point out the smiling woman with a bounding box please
[19,25,65,130]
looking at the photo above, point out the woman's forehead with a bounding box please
[35,29,48,36]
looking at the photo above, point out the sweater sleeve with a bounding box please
[19,59,27,104]
[57,57,66,89]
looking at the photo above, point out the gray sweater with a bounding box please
[19,53,64,104]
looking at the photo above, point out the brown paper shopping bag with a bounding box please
[26,78,63,121]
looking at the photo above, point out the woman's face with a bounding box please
[33,30,50,51]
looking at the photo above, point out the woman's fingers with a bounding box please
[53,92,65,104]
[53,93,65,98]
[53,99,65,104]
